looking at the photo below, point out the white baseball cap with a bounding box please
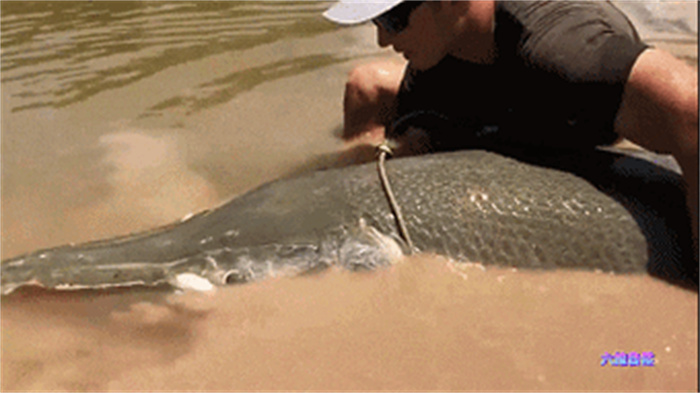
[323,0,404,25]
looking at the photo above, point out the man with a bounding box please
[323,0,698,261]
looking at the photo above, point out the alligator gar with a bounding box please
[1,148,697,295]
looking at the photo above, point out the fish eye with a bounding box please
[223,270,249,285]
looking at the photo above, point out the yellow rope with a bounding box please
[376,141,414,254]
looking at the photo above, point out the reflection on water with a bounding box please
[1,1,698,391]
[1,1,336,113]
[148,53,344,116]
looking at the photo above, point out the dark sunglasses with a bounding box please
[372,1,425,34]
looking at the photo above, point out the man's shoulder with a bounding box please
[494,0,644,77]
[495,0,631,32]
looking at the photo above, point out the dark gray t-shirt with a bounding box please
[392,0,648,151]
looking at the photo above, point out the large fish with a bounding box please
[1,148,697,295]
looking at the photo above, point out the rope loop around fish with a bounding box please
[376,141,414,254]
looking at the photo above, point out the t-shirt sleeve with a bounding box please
[496,0,649,147]
[508,1,648,86]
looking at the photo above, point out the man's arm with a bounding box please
[342,60,406,144]
[614,48,698,255]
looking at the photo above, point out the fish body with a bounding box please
[1,148,696,294]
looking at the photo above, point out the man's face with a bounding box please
[375,2,450,71]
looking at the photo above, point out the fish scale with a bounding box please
[1,148,696,294]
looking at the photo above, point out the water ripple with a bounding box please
[1,1,334,112]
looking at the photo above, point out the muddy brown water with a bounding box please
[1,1,697,391]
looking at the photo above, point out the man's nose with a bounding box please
[376,24,395,48]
